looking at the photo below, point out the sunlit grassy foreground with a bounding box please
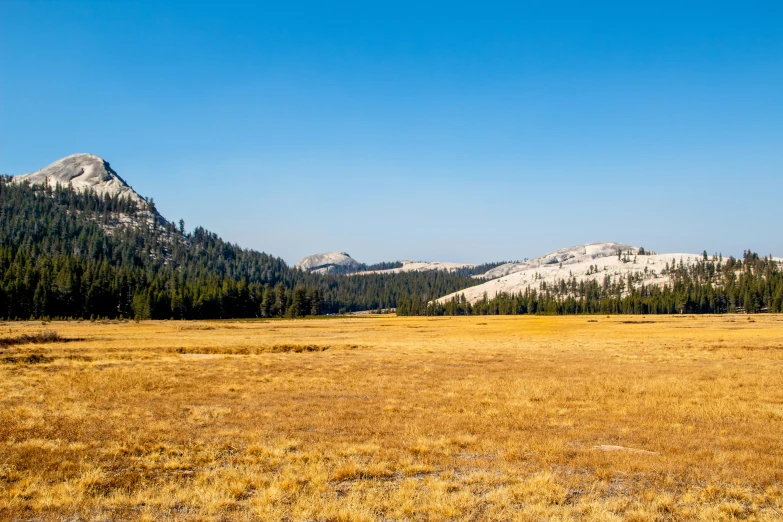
[1,315,782,521]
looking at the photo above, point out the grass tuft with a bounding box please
[0,330,65,347]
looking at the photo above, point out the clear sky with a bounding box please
[2,1,781,264]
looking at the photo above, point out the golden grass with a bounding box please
[1,315,782,521]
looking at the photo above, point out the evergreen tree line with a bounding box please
[357,261,404,272]
[304,260,405,275]
[398,252,783,316]
[0,178,481,319]
[326,260,509,277]
[454,261,513,277]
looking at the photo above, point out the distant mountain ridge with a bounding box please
[438,241,680,304]
[295,251,480,276]
[1,156,483,319]
[5,153,781,318]
[438,241,783,305]
[357,260,477,275]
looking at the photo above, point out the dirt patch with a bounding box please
[593,445,658,455]
[179,353,225,359]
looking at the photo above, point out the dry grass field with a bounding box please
[1,315,782,521]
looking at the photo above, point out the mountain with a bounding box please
[14,154,146,206]
[357,260,476,274]
[0,155,482,319]
[3,154,781,318]
[438,242,704,304]
[415,243,783,315]
[295,252,362,274]
[295,253,503,277]
[480,242,637,279]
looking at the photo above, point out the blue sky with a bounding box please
[2,1,781,264]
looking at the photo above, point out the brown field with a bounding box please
[1,315,782,521]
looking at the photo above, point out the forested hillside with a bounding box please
[0,177,480,319]
[3,176,780,320]
[399,252,783,315]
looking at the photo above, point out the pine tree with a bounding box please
[273,283,287,318]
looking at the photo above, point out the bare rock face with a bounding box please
[437,242,707,305]
[482,242,638,279]
[295,252,362,274]
[14,153,146,205]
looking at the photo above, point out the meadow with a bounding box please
[1,315,782,521]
